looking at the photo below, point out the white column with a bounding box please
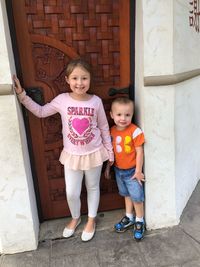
[143,85,178,228]
[0,0,39,253]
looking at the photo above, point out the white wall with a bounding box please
[175,77,200,217]
[144,86,178,228]
[173,0,200,218]
[0,0,39,254]
[135,0,200,229]
[142,0,174,76]
[0,96,39,253]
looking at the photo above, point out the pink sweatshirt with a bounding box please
[18,91,114,161]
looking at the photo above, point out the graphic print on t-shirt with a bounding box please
[72,118,89,135]
[67,106,95,146]
[115,135,133,154]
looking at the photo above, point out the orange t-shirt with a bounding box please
[111,123,145,169]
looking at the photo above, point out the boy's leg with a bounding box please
[126,175,145,241]
[124,196,136,221]
[114,168,135,232]
[125,196,135,216]
[114,196,135,232]
[133,201,144,219]
[133,201,145,241]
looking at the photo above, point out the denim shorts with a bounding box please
[114,166,144,202]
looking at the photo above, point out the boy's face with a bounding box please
[110,102,134,130]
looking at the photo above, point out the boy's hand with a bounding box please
[132,172,145,186]
[104,161,113,180]
[13,75,23,95]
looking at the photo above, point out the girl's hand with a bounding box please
[132,172,145,186]
[13,75,23,95]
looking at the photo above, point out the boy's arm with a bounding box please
[132,145,145,185]
[104,160,112,179]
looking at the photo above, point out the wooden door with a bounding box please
[12,0,132,220]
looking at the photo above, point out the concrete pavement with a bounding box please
[0,181,200,267]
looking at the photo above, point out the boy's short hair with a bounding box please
[111,97,134,110]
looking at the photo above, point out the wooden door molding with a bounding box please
[12,0,35,84]
[31,34,78,58]
[119,1,130,86]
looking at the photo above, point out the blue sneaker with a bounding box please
[133,221,145,241]
[114,216,135,233]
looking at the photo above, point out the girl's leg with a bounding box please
[84,165,102,232]
[64,167,84,228]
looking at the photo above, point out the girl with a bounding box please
[13,58,114,242]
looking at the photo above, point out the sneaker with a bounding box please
[133,221,145,241]
[114,216,135,233]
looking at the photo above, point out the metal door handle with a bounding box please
[108,84,134,100]
[26,87,44,105]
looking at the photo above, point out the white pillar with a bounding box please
[143,85,178,228]
[0,0,39,253]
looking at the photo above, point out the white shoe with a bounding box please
[63,218,81,238]
[81,224,96,242]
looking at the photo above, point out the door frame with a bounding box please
[6,0,136,222]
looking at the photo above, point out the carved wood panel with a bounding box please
[26,0,120,87]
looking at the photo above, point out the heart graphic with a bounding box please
[72,118,90,135]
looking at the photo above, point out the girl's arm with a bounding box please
[13,75,59,118]
[132,146,145,185]
[13,75,23,95]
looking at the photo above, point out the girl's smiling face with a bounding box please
[65,66,91,100]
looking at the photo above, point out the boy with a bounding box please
[109,97,145,241]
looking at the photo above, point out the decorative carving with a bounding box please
[189,0,200,32]
[45,146,63,180]
[26,0,120,86]
[32,44,70,94]
[43,114,62,144]
[50,188,66,201]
